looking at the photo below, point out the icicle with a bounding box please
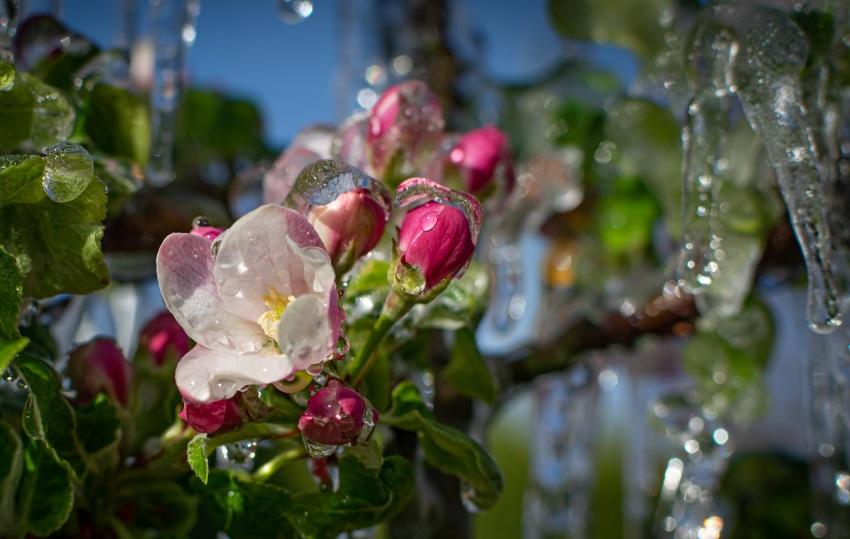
[147,0,199,186]
[523,365,597,539]
[677,16,774,319]
[696,3,849,332]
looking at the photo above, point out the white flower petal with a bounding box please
[275,294,332,371]
[175,345,294,403]
[213,205,332,320]
[156,233,267,353]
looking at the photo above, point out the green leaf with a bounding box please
[286,455,414,538]
[15,438,74,537]
[385,382,503,510]
[84,83,151,166]
[126,357,180,454]
[548,0,669,58]
[414,262,490,330]
[15,354,86,480]
[94,154,142,217]
[187,434,210,485]
[0,337,28,374]
[0,155,46,204]
[605,98,682,237]
[196,471,295,538]
[0,421,23,526]
[115,480,198,538]
[75,394,121,473]
[0,72,75,152]
[442,328,498,404]
[0,171,109,298]
[0,244,26,371]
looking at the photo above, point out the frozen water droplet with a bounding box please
[216,440,258,471]
[193,216,210,228]
[42,143,93,203]
[302,435,336,458]
[16,379,28,391]
[278,0,313,24]
[356,406,377,444]
[2,368,15,383]
[306,363,324,377]
[421,212,437,231]
[283,159,391,220]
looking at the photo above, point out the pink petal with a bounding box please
[175,344,294,403]
[263,147,322,205]
[156,233,267,354]
[213,205,334,321]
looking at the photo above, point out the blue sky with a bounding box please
[64,0,564,146]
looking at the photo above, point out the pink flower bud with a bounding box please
[298,380,373,446]
[139,312,190,367]
[190,223,224,241]
[367,80,444,177]
[307,188,389,269]
[67,338,131,407]
[449,125,514,194]
[398,201,476,290]
[179,398,243,434]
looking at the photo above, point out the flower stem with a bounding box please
[254,446,307,482]
[348,292,411,387]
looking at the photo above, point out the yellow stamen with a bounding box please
[257,288,295,342]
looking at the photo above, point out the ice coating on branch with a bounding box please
[156,205,342,403]
[681,4,849,329]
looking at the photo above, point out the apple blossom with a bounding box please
[392,177,482,298]
[298,380,374,446]
[67,338,131,407]
[367,80,444,180]
[179,398,243,434]
[156,204,343,403]
[307,188,389,272]
[138,311,190,367]
[448,125,514,195]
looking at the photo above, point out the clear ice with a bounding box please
[680,4,849,330]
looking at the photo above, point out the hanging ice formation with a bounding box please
[679,3,849,332]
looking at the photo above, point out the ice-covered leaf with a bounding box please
[0,165,108,298]
[384,382,503,509]
[0,72,74,151]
